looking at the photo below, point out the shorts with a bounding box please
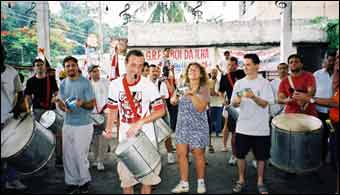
[235,133,271,161]
[223,106,239,133]
[117,161,161,188]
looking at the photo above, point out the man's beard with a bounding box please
[291,67,302,74]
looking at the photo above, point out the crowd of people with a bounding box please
[1,43,339,194]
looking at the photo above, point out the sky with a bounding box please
[48,1,240,28]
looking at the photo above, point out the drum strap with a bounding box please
[94,100,106,114]
[227,73,234,88]
[288,75,309,111]
[122,76,141,121]
[287,76,295,91]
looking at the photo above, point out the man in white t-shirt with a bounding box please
[103,50,166,194]
[217,50,230,75]
[269,62,289,117]
[231,54,274,194]
[88,64,110,171]
[149,64,176,164]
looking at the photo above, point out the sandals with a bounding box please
[257,184,269,194]
[232,181,246,193]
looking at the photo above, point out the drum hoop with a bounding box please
[272,125,321,134]
[17,144,56,175]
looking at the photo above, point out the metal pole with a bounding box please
[36,1,51,61]
[280,1,294,63]
[98,1,104,66]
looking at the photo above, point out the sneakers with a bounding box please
[168,153,176,164]
[171,182,189,193]
[79,182,89,194]
[65,185,79,194]
[228,155,237,166]
[252,160,257,169]
[197,183,206,194]
[5,180,27,190]
[97,162,105,171]
[197,179,206,194]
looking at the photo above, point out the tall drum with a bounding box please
[1,114,55,175]
[270,113,322,174]
[115,131,161,180]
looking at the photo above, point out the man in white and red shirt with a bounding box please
[103,50,166,194]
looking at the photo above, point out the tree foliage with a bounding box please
[311,16,339,49]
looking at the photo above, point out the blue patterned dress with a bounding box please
[175,87,210,149]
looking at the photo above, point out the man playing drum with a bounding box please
[278,54,317,117]
[103,50,166,194]
[88,64,110,171]
[293,49,339,194]
[148,64,176,164]
[1,43,27,191]
[24,58,61,167]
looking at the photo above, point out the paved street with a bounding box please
[2,134,337,194]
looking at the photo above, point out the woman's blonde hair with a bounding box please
[184,62,208,87]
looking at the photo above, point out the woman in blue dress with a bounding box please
[170,62,210,194]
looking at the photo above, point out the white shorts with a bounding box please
[117,161,161,188]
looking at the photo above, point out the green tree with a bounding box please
[311,16,339,49]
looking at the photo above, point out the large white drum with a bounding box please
[115,131,161,180]
[1,114,55,175]
[270,113,322,173]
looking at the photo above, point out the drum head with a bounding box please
[1,114,34,158]
[39,111,56,129]
[272,113,322,132]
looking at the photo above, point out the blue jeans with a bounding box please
[210,107,223,135]
[1,162,18,185]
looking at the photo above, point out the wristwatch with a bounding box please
[309,97,316,104]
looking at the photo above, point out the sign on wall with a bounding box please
[133,46,281,78]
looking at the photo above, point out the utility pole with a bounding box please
[279,1,294,62]
[37,1,51,61]
[98,1,104,67]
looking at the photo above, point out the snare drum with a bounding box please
[39,110,64,134]
[91,113,106,136]
[154,118,172,144]
[1,114,55,175]
[270,113,322,173]
[115,131,161,180]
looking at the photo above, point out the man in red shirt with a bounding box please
[293,49,339,194]
[278,54,317,116]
